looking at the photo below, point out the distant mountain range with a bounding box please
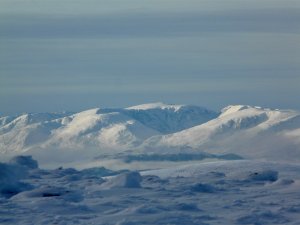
[1,103,300,164]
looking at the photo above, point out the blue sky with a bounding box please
[1,0,300,114]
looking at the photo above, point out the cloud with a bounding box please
[0,0,300,114]
[1,8,300,39]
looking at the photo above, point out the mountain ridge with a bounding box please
[1,103,300,164]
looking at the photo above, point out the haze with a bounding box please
[1,0,300,115]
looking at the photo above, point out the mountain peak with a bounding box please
[126,102,184,112]
[220,105,272,118]
[221,105,252,115]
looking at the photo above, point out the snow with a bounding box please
[125,103,218,134]
[144,105,300,161]
[101,171,142,189]
[126,102,184,111]
[1,103,300,223]
[0,102,300,168]
[11,186,83,202]
[0,162,32,198]
[9,155,39,169]
[47,110,159,150]
[0,102,218,162]
[1,157,300,224]
[283,128,300,144]
[220,104,253,117]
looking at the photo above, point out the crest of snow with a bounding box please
[220,105,255,118]
[0,115,18,127]
[126,102,184,112]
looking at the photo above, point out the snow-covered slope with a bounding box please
[124,102,218,133]
[1,103,300,164]
[0,103,217,156]
[43,108,160,151]
[2,156,300,224]
[2,104,300,224]
[143,105,300,161]
[97,102,218,134]
[0,109,160,154]
[0,112,72,154]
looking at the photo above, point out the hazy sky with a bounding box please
[1,0,300,114]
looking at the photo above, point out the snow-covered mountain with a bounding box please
[1,103,300,164]
[42,108,160,151]
[143,105,300,161]
[0,103,217,155]
[0,112,72,154]
[124,102,218,133]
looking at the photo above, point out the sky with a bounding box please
[1,0,300,115]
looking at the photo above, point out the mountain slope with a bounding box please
[43,108,160,151]
[124,102,218,134]
[0,103,217,155]
[142,105,300,160]
[0,112,72,154]
[1,103,300,163]
[98,102,218,134]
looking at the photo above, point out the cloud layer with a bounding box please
[0,0,300,114]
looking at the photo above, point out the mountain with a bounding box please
[124,102,218,133]
[0,103,217,156]
[42,108,160,151]
[0,112,72,154]
[1,103,300,165]
[97,102,219,134]
[143,105,300,161]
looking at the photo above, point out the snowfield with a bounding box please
[1,103,300,224]
[1,156,300,224]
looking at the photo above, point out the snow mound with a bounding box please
[1,158,300,224]
[0,162,31,198]
[102,171,142,189]
[190,183,218,193]
[80,167,125,178]
[237,210,289,224]
[269,178,295,186]
[12,186,83,202]
[174,203,200,211]
[10,155,39,169]
[247,170,278,182]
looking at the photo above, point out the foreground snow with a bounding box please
[1,156,300,225]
